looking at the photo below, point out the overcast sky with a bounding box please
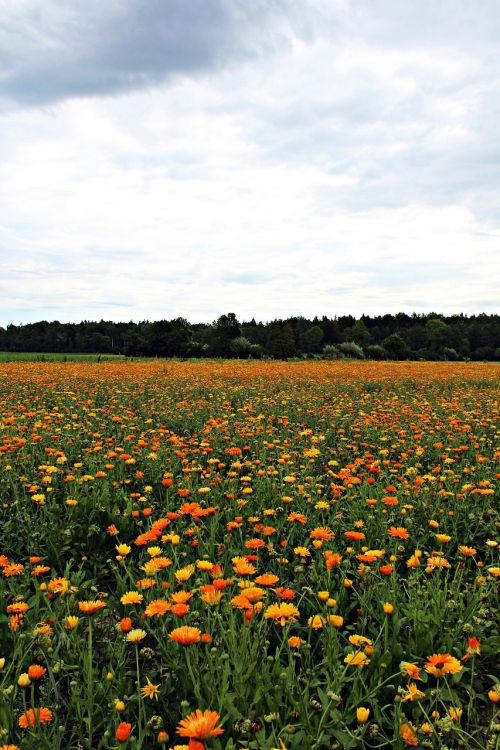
[1,0,499,325]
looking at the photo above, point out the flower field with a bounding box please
[0,360,498,750]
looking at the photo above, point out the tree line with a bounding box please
[1,312,499,360]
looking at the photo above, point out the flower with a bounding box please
[401,683,425,702]
[424,653,462,677]
[344,652,370,667]
[170,626,202,645]
[19,707,53,728]
[177,709,224,739]
[383,602,394,614]
[488,686,500,702]
[264,603,300,626]
[120,591,143,605]
[356,707,370,723]
[116,544,131,556]
[126,629,147,644]
[65,615,79,630]
[18,673,31,688]
[144,599,171,617]
[115,722,132,742]
[140,677,160,700]
[78,600,106,615]
[327,615,344,628]
[388,527,409,540]
[449,707,463,722]
[27,665,46,680]
[400,722,418,746]
[308,615,325,629]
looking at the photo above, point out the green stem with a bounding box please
[87,618,93,749]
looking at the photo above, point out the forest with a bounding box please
[1,312,499,360]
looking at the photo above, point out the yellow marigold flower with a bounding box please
[356,707,370,723]
[140,677,161,700]
[264,603,300,626]
[401,683,425,702]
[18,673,31,688]
[147,546,162,557]
[293,546,310,557]
[327,615,344,628]
[349,634,372,648]
[383,602,394,614]
[175,565,195,583]
[435,533,451,543]
[120,591,143,605]
[308,615,325,629]
[344,651,370,667]
[448,707,462,722]
[116,544,131,556]
[196,560,214,571]
[126,629,147,643]
[115,700,126,712]
[65,616,79,630]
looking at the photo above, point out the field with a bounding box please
[0,360,498,750]
[0,353,126,362]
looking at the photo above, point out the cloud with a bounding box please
[0,0,323,109]
[0,1,499,325]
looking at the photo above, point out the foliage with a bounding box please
[1,312,500,360]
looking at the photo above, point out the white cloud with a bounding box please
[0,0,499,325]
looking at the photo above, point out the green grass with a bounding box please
[0,352,126,362]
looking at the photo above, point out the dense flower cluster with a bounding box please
[0,360,498,748]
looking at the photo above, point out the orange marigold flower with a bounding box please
[310,526,334,541]
[170,626,202,645]
[6,602,29,614]
[27,665,46,680]
[324,551,342,569]
[115,722,133,742]
[388,527,409,540]
[400,722,418,746]
[78,600,106,615]
[118,617,133,632]
[379,564,393,575]
[144,599,171,617]
[31,565,51,576]
[458,546,477,556]
[177,709,223,739]
[48,577,70,594]
[19,707,53,728]
[274,587,296,600]
[245,538,265,549]
[254,573,279,586]
[424,653,463,677]
[344,531,365,541]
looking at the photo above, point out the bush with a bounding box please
[366,344,387,360]
[322,344,342,359]
[338,341,365,359]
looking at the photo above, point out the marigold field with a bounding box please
[0,360,498,750]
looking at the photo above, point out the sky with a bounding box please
[1,0,499,326]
